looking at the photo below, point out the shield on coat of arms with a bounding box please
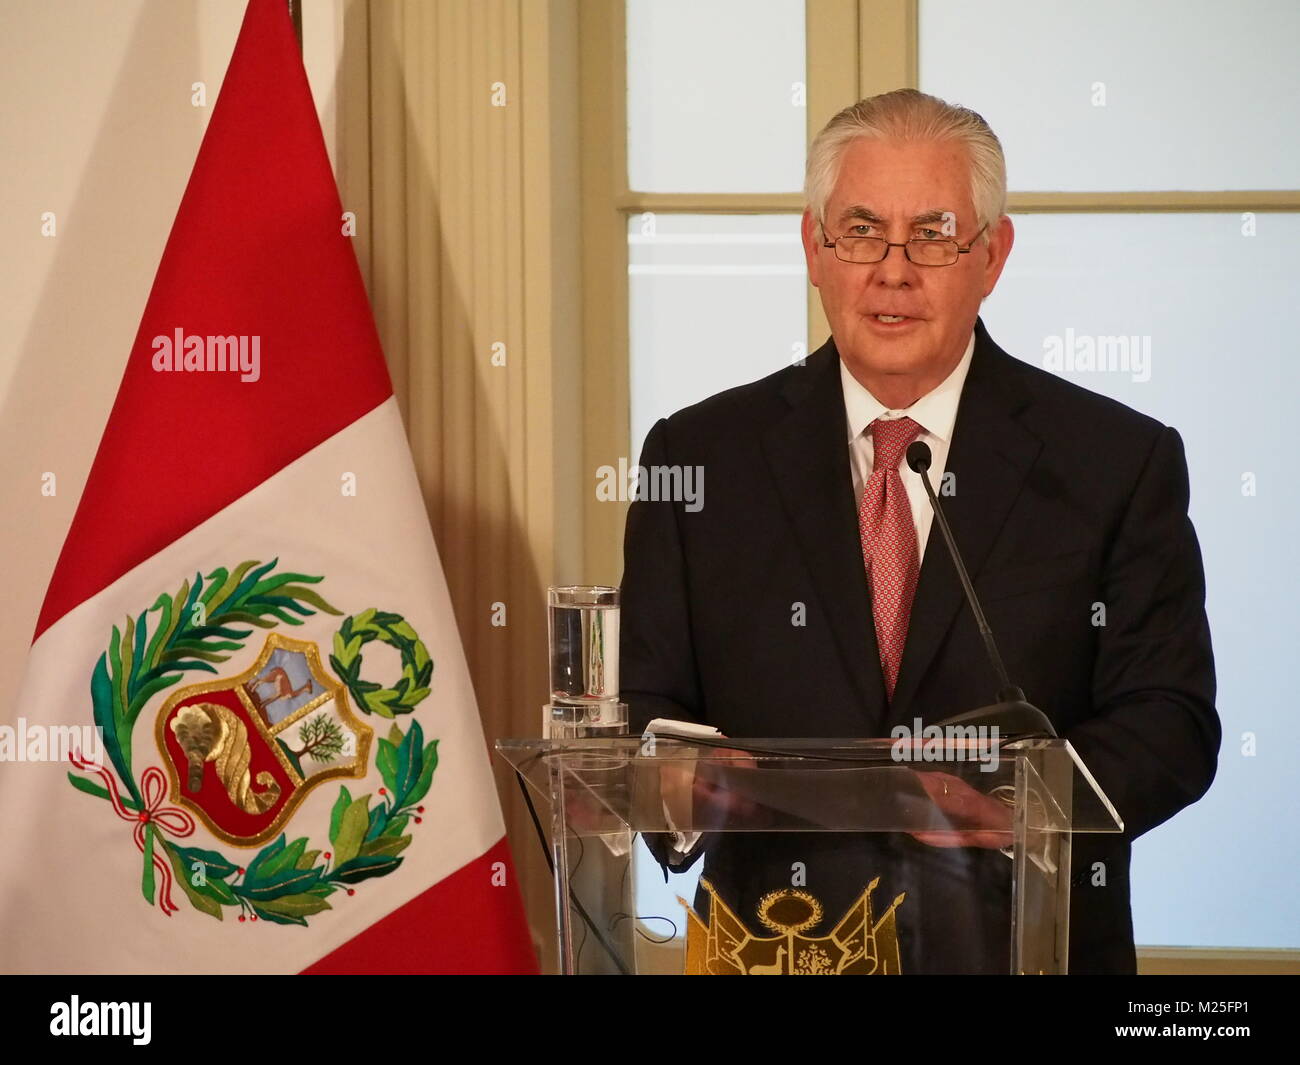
[156,632,373,846]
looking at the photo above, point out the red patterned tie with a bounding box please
[858,416,924,701]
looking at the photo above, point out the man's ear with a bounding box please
[801,208,823,289]
[982,214,1015,298]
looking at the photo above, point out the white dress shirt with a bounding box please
[840,331,975,564]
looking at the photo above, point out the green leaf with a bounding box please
[329,853,404,885]
[257,894,332,920]
[175,622,249,640]
[276,585,343,617]
[393,719,425,804]
[259,837,309,879]
[164,843,222,920]
[156,577,191,648]
[152,658,219,675]
[387,724,403,746]
[253,596,317,621]
[200,567,229,603]
[126,673,187,722]
[359,835,411,859]
[394,719,421,799]
[402,739,439,809]
[235,866,323,901]
[376,739,398,793]
[412,641,431,671]
[128,609,148,698]
[328,655,357,685]
[237,836,326,898]
[366,800,395,842]
[381,812,410,838]
[106,624,127,740]
[141,823,156,905]
[297,849,321,871]
[329,787,352,847]
[207,561,260,612]
[245,571,311,597]
[180,575,204,620]
[168,647,233,664]
[141,591,174,673]
[332,796,371,867]
[118,615,136,727]
[205,878,238,905]
[66,772,142,812]
[251,891,333,926]
[244,834,287,882]
[221,610,278,629]
[366,692,396,719]
[90,656,135,804]
[172,845,239,881]
[160,579,189,634]
[254,892,333,920]
[228,559,278,606]
[188,870,238,907]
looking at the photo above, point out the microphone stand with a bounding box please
[905,441,1056,740]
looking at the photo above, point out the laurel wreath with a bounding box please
[66,559,438,926]
[329,608,433,718]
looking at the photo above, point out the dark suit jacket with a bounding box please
[618,317,1220,974]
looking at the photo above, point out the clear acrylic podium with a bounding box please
[496,736,1122,975]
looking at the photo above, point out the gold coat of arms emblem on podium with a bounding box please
[682,877,906,975]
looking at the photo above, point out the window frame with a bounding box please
[581,0,1300,974]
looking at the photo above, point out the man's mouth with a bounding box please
[869,313,921,325]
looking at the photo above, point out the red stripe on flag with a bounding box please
[34,0,392,640]
[302,836,540,975]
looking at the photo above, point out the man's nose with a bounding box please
[874,242,917,286]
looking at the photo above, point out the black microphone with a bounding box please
[905,440,1055,738]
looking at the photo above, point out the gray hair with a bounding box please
[804,89,1007,242]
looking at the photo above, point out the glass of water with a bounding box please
[548,586,619,703]
[546,586,626,737]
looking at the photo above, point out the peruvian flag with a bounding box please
[0,0,536,974]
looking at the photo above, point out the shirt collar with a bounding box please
[840,331,976,444]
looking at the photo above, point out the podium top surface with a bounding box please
[496,736,1123,835]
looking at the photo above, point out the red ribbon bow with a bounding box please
[70,751,197,916]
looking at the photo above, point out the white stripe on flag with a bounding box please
[0,398,504,974]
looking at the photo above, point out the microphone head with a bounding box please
[906,440,932,473]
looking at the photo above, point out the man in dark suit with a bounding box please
[618,90,1219,974]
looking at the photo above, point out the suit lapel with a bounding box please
[887,320,1042,722]
[762,340,888,730]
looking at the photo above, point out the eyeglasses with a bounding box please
[822,222,989,267]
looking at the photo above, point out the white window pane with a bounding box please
[627,0,806,193]
[982,212,1299,947]
[920,0,1300,191]
[629,214,807,457]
